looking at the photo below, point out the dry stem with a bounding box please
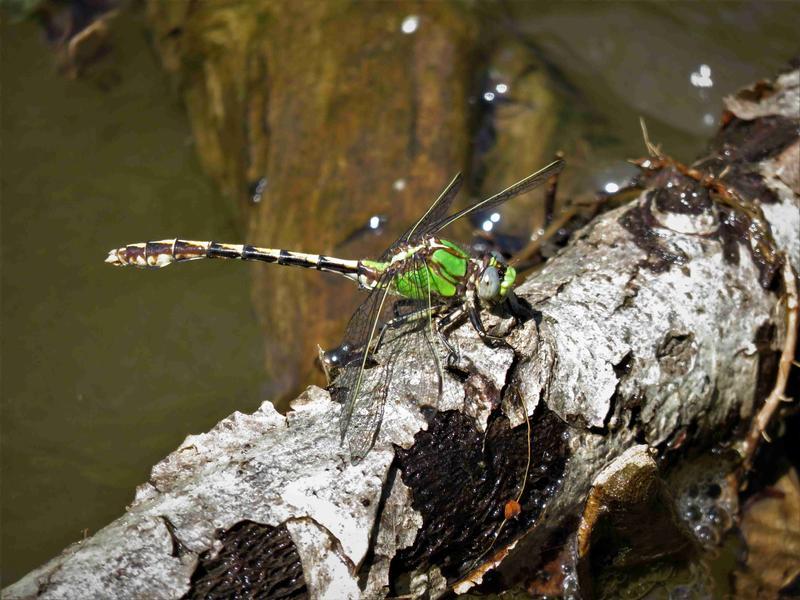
[740,260,799,472]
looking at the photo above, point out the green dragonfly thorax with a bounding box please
[362,237,516,303]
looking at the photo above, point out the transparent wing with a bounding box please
[335,257,443,459]
[430,159,565,233]
[334,269,397,447]
[400,172,464,243]
[342,331,403,459]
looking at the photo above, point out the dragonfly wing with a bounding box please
[343,332,403,459]
[343,254,445,459]
[400,172,464,243]
[334,269,396,445]
[336,253,447,459]
[431,159,564,233]
[361,171,461,266]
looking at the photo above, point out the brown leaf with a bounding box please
[735,468,800,598]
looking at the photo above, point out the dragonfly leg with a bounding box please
[323,305,442,379]
[372,305,443,356]
[468,296,505,346]
[505,290,534,321]
[391,298,422,318]
[436,306,464,364]
[501,290,535,334]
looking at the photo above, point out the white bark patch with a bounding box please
[137,387,395,567]
[3,515,192,600]
[360,474,423,598]
[287,519,361,599]
[650,200,720,235]
[723,70,799,120]
[518,198,778,444]
[761,186,800,269]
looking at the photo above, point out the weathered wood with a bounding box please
[5,67,798,599]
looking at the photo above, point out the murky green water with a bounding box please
[1,16,265,584]
[2,0,798,589]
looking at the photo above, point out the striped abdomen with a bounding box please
[105,239,368,280]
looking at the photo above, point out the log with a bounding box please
[5,65,798,599]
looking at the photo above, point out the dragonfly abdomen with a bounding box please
[106,239,364,278]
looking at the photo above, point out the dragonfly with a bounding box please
[106,159,565,459]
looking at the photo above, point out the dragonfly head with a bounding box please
[476,255,516,303]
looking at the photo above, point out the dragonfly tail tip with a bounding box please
[105,249,123,266]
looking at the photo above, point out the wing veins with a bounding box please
[432,159,565,233]
[402,172,464,242]
[338,271,395,443]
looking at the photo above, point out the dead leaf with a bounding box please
[735,468,800,598]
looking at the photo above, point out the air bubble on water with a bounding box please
[400,15,419,34]
[690,64,713,88]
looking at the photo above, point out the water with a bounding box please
[1,16,265,584]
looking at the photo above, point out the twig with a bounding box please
[639,116,662,158]
[512,206,578,268]
[740,260,799,473]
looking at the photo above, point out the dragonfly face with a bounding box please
[473,254,516,304]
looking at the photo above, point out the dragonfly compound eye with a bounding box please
[477,266,501,301]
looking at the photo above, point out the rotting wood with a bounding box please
[5,66,799,600]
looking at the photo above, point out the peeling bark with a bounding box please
[5,67,799,599]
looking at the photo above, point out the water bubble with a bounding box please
[683,503,700,522]
[604,182,620,194]
[393,178,407,191]
[369,216,381,230]
[482,220,494,232]
[690,64,713,88]
[483,91,496,102]
[706,506,724,526]
[694,524,718,545]
[400,15,419,34]
[495,83,509,94]
[250,176,268,204]
[490,212,501,223]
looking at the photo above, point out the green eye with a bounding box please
[477,266,500,301]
